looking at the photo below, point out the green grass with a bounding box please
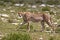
[1,32,32,40]
[0,5,60,40]
[0,20,60,40]
[0,21,17,34]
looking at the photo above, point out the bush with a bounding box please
[0,1,5,6]
[49,36,54,40]
[55,27,60,33]
[49,11,55,15]
[1,32,32,40]
[42,6,50,11]
[46,0,60,5]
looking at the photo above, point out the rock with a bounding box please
[54,22,57,24]
[39,35,43,40]
[39,38,43,40]
[45,24,49,27]
[14,3,24,7]
[20,4,24,7]
[11,23,19,25]
[3,9,6,11]
[47,5,55,7]
[28,5,31,7]
[0,34,4,39]
[10,10,15,13]
[39,4,46,7]
[1,18,8,22]
[14,4,20,6]
[0,14,9,17]
[20,22,23,25]
[45,31,51,33]
[31,5,37,8]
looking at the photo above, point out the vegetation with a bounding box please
[46,0,60,5]
[1,32,32,40]
[0,0,60,5]
[42,6,50,11]
[0,0,60,40]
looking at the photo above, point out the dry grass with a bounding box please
[0,5,60,40]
